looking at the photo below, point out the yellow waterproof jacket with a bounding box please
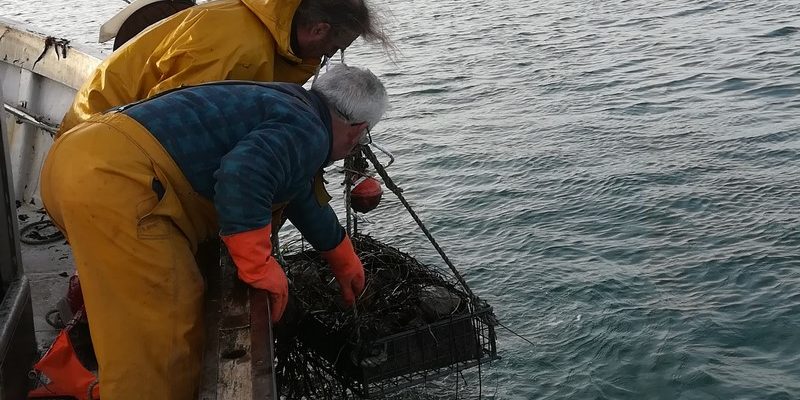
[57,0,320,136]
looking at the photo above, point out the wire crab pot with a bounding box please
[276,235,498,398]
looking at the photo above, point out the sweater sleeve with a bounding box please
[285,186,345,251]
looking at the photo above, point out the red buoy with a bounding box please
[350,177,383,213]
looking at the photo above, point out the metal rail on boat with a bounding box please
[0,86,38,400]
[2,103,58,134]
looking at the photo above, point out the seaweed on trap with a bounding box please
[274,234,496,399]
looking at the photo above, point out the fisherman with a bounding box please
[40,64,387,399]
[56,0,389,136]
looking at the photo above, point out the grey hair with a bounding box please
[294,0,393,50]
[312,64,388,129]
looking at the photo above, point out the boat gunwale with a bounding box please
[0,16,101,91]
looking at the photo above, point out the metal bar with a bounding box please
[368,141,395,168]
[0,276,37,400]
[0,99,25,294]
[0,85,37,400]
[3,103,58,134]
[344,155,354,236]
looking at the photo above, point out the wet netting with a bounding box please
[274,234,497,399]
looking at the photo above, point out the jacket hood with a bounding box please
[241,0,314,64]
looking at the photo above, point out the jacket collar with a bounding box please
[240,0,321,66]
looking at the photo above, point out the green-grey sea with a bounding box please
[5,0,800,398]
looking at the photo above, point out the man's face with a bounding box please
[329,110,369,162]
[296,23,360,60]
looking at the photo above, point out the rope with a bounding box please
[19,219,65,245]
[344,157,354,236]
[45,309,64,329]
[361,146,477,301]
[496,320,535,347]
[344,152,370,237]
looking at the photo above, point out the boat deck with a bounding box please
[17,204,73,353]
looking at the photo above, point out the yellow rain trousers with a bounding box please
[41,112,219,399]
[57,0,320,136]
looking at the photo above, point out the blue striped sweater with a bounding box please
[123,82,343,250]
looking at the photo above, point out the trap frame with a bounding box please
[299,297,497,398]
[279,235,498,398]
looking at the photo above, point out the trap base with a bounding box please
[299,305,497,398]
[283,235,498,398]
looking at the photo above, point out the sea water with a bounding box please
[3,0,799,398]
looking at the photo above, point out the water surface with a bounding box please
[3,0,799,398]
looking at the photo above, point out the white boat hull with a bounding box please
[0,16,100,205]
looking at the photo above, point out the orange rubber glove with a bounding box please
[321,234,365,306]
[221,224,287,322]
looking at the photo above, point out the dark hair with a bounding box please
[294,0,392,49]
